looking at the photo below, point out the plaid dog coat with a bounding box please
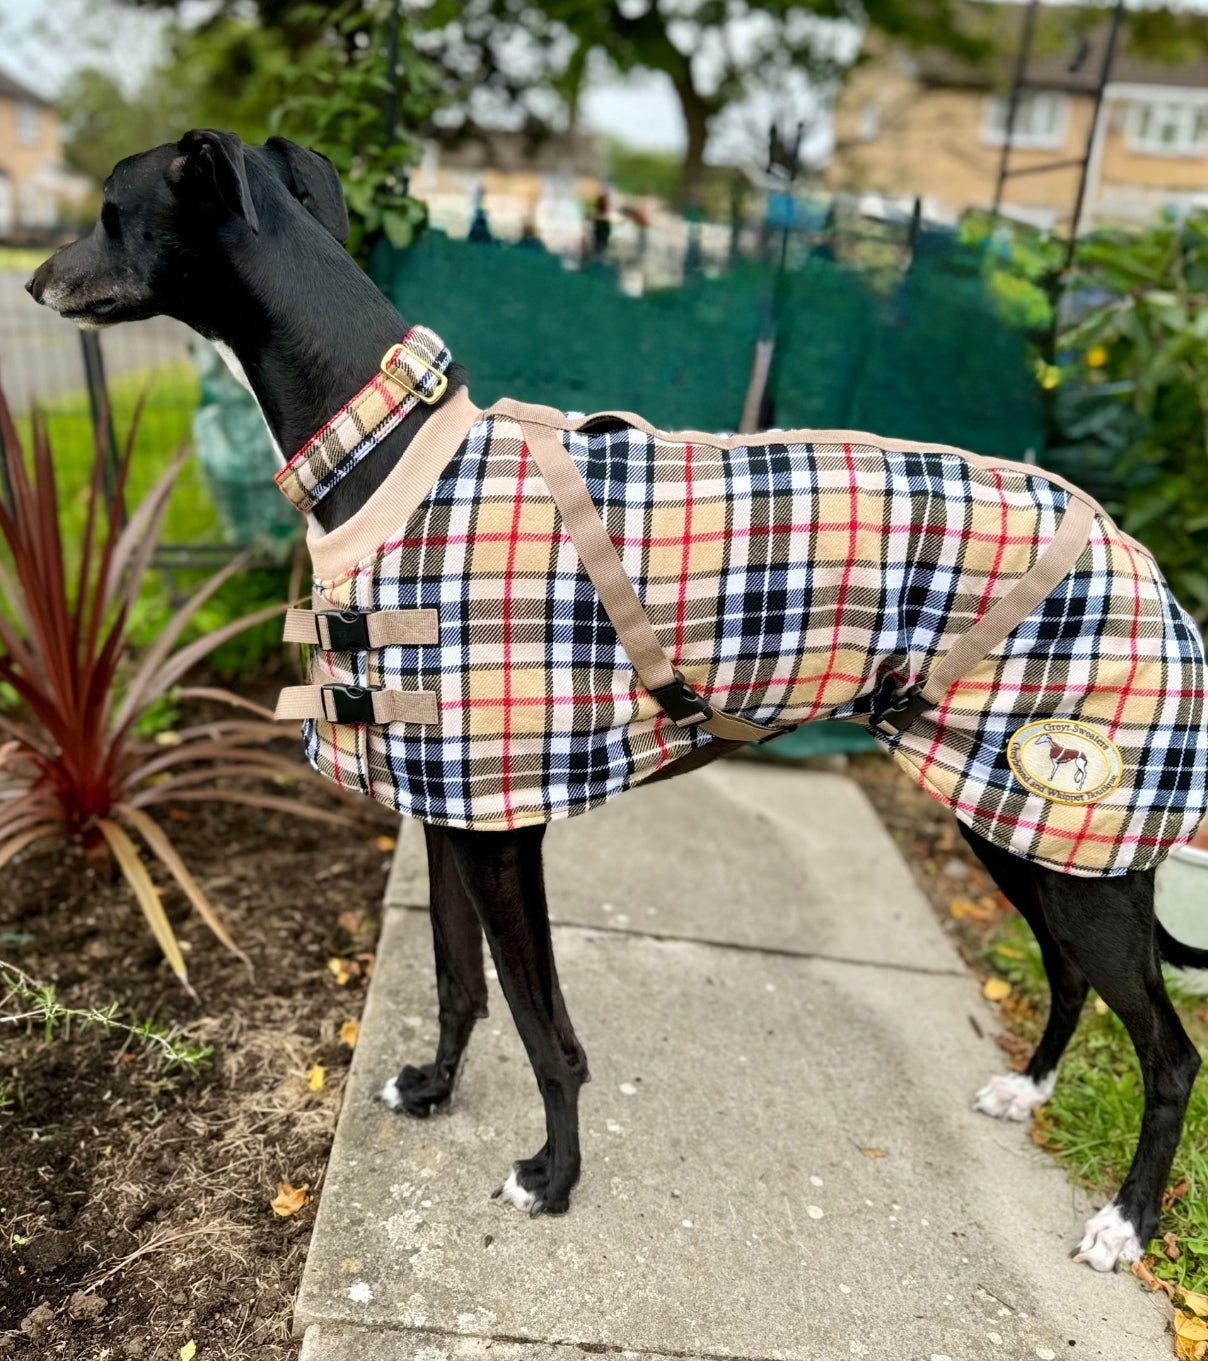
[274,329,1208,878]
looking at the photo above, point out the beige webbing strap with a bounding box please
[282,606,439,649]
[274,685,437,724]
[923,495,1097,703]
[876,494,1098,733]
[490,400,782,745]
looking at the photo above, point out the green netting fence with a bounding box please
[370,227,1044,461]
[370,227,1046,758]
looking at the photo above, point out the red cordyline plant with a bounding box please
[0,387,352,994]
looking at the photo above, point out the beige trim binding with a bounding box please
[274,685,437,724]
[282,606,439,649]
[490,399,783,745]
[307,388,483,580]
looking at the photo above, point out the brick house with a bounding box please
[0,68,88,237]
[828,4,1208,229]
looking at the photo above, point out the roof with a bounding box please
[433,128,600,176]
[0,67,52,108]
[911,3,1208,94]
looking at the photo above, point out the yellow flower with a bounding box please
[1085,345,1109,368]
[1034,361,1061,390]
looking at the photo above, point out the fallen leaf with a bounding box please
[1132,1259,1174,1297]
[328,957,356,986]
[1164,1178,1190,1211]
[1093,997,1109,1016]
[1181,1289,1208,1318]
[949,897,995,922]
[270,1181,309,1217]
[154,731,182,747]
[337,910,362,935]
[181,1342,197,1361]
[373,835,397,853]
[340,1020,361,1048]
[994,944,1024,960]
[308,1063,326,1093]
[355,950,376,980]
[1164,1231,1182,1261]
[982,977,1012,1002]
[858,1146,887,1159]
[1175,1310,1208,1358]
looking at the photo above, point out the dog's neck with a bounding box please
[198,233,464,533]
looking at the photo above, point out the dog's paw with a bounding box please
[493,1169,539,1214]
[1072,1202,1142,1272]
[972,1071,1055,1122]
[377,1065,453,1118]
[491,1153,573,1217]
[378,1076,405,1111]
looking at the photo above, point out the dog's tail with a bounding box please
[1155,920,1208,971]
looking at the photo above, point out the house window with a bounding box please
[1128,101,1208,156]
[16,102,40,145]
[981,91,1069,150]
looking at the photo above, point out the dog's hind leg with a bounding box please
[443,823,589,1216]
[961,825,1089,1121]
[1035,863,1200,1270]
[380,823,489,1116]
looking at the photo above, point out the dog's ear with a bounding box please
[173,129,259,234]
[263,137,349,244]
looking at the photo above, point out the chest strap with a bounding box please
[283,606,439,651]
[873,491,1097,734]
[488,399,782,746]
[275,684,437,725]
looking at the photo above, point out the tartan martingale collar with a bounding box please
[274,325,453,514]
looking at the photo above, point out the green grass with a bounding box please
[15,361,220,547]
[0,246,52,272]
[984,918,1208,1292]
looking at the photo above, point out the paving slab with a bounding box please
[299,1326,685,1361]
[386,764,959,973]
[301,765,1171,1361]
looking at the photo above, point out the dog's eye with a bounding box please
[101,203,120,237]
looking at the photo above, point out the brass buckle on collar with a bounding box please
[379,343,449,405]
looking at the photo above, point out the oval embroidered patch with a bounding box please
[1007,719,1124,805]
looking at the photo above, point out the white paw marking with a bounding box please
[1072,1201,1142,1272]
[495,1170,537,1213]
[379,1077,404,1111]
[972,1071,1056,1122]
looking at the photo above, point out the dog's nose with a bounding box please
[25,272,41,301]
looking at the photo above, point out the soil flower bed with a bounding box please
[0,780,395,1359]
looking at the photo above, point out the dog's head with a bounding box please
[26,130,349,331]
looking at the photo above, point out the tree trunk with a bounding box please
[672,75,714,212]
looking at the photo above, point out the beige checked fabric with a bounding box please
[284,384,1207,877]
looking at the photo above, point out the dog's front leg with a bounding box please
[381,823,489,1115]
[443,823,589,1216]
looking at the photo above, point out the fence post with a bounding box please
[79,329,122,521]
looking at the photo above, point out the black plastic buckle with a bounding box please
[324,684,377,724]
[649,670,714,727]
[870,676,931,733]
[321,610,372,651]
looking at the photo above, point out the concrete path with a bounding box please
[296,764,1170,1361]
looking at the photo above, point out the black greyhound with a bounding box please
[26,129,1208,1271]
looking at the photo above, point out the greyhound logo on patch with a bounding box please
[1007,719,1123,805]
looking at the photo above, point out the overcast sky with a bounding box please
[3,0,1207,163]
